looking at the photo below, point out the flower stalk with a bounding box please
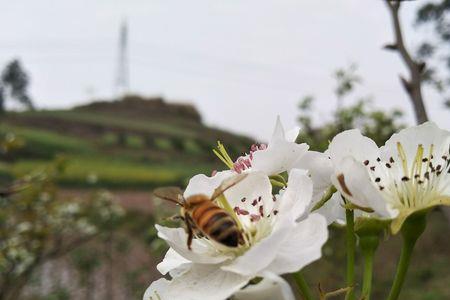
[387,212,427,300]
[293,272,315,300]
[360,235,379,300]
[345,209,356,300]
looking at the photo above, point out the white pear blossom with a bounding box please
[144,170,328,300]
[327,122,450,233]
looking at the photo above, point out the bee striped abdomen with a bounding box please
[191,201,240,248]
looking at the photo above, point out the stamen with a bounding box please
[397,142,409,176]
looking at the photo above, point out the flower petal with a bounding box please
[315,192,346,225]
[293,151,333,202]
[184,170,233,198]
[157,247,191,276]
[156,225,230,264]
[331,157,395,218]
[221,216,294,276]
[278,169,313,220]
[252,141,308,176]
[233,273,295,300]
[143,265,250,300]
[264,213,328,274]
[224,171,274,220]
[328,129,380,167]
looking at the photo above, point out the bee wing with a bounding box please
[153,187,184,205]
[211,173,248,201]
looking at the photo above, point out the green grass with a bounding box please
[1,126,94,159]
[6,157,213,189]
[18,110,199,138]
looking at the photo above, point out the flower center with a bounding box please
[203,193,276,256]
[364,142,450,210]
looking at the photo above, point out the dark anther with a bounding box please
[418,180,424,184]
[377,157,381,162]
[390,157,395,163]
[379,186,385,191]
[364,160,369,166]
[414,174,420,179]
[386,163,391,168]
[401,176,409,181]
[370,166,376,171]
[251,199,258,206]
[437,171,442,176]
[375,177,381,182]
[273,210,279,215]
[241,197,246,202]
[422,158,428,162]
[436,165,442,171]
[424,172,430,179]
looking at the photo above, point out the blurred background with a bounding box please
[0,0,449,299]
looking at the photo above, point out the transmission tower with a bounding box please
[115,19,129,98]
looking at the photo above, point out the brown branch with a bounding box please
[384,0,429,124]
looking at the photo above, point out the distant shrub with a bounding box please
[126,135,144,149]
[101,132,118,146]
[154,138,172,151]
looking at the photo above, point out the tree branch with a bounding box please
[384,0,429,124]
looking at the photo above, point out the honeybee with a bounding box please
[153,174,247,250]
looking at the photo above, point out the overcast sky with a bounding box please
[0,0,448,140]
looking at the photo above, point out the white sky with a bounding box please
[0,0,448,140]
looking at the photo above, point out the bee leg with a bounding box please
[186,220,194,250]
[164,214,185,222]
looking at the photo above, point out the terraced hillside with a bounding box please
[0,95,253,189]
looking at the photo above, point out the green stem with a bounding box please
[345,209,356,300]
[360,236,379,300]
[387,213,427,300]
[294,272,315,300]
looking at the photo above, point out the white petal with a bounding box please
[156,225,230,264]
[233,273,295,300]
[157,248,191,276]
[184,170,233,198]
[278,169,313,220]
[331,157,395,218]
[315,192,346,225]
[143,278,170,300]
[221,217,294,276]
[252,142,309,175]
[264,213,328,274]
[270,116,286,144]
[224,171,274,219]
[285,127,301,143]
[293,151,333,202]
[144,265,250,300]
[328,129,380,166]
[381,121,450,162]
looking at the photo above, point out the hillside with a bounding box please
[0,95,253,189]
